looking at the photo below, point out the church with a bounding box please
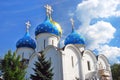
[15,5,112,80]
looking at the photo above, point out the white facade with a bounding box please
[16,47,35,60]
[62,44,83,80]
[36,33,60,52]
[16,36,112,80]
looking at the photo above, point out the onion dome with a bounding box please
[35,4,62,36]
[64,30,85,45]
[50,19,62,36]
[16,21,36,49]
[64,19,85,45]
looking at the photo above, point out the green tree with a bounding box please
[111,63,120,80]
[30,52,53,80]
[0,50,27,80]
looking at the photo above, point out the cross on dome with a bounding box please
[25,21,31,32]
[70,18,74,32]
[44,4,53,17]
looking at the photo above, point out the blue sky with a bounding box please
[0,0,120,64]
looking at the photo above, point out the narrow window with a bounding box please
[22,52,24,59]
[99,62,103,69]
[71,56,74,67]
[44,40,45,49]
[87,61,91,70]
[49,57,52,63]
[52,40,54,45]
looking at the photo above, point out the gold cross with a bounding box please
[70,18,74,31]
[44,4,53,16]
[25,21,31,32]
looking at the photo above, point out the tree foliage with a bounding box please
[0,50,27,80]
[111,63,120,80]
[30,52,53,80]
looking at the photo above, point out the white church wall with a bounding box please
[82,50,97,79]
[26,53,38,80]
[98,58,107,70]
[43,46,62,80]
[16,47,36,79]
[62,45,82,80]
[16,47,35,59]
[98,55,109,70]
[36,33,60,52]
[74,44,85,53]
[97,54,112,80]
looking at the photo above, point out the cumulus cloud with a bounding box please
[74,0,120,63]
[78,21,116,50]
[98,45,120,64]
[76,0,120,24]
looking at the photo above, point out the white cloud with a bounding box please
[98,45,120,64]
[74,0,120,63]
[76,0,120,24]
[78,21,116,50]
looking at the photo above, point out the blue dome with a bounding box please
[64,30,85,45]
[16,32,36,49]
[35,16,61,36]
